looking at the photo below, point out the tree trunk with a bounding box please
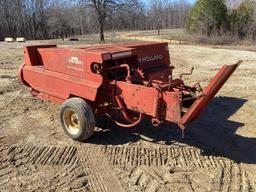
[99,19,105,42]
[157,27,160,36]
[80,16,84,35]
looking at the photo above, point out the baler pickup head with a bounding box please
[181,61,241,126]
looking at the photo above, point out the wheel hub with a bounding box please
[63,108,80,135]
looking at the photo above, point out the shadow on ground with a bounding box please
[86,96,256,164]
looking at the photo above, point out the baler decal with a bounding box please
[138,54,163,63]
[66,56,84,71]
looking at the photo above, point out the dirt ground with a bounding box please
[0,39,255,192]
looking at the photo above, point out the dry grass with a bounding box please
[109,29,256,47]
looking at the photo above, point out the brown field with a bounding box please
[0,37,255,191]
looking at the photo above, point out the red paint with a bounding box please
[19,42,240,129]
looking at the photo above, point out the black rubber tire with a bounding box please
[60,97,95,141]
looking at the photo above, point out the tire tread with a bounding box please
[60,97,95,141]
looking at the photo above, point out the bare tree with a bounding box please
[149,0,164,35]
[84,0,143,42]
[83,0,119,42]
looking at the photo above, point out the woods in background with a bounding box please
[186,0,256,40]
[1,0,256,42]
[0,0,191,41]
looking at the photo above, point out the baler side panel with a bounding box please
[38,48,103,83]
[22,66,101,102]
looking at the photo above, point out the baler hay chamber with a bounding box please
[19,42,240,141]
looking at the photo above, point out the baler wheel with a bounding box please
[60,97,95,141]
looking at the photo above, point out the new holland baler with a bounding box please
[19,42,240,141]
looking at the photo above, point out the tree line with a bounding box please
[0,0,191,41]
[186,0,256,40]
[1,0,255,42]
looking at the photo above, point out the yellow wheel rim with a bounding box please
[63,108,81,135]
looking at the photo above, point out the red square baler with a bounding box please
[19,42,240,141]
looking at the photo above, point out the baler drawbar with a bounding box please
[19,42,241,141]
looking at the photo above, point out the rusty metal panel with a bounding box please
[115,81,181,122]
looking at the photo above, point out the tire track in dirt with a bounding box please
[100,145,251,192]
[95,116,253,191]
[64,161,90,191]
[1,145,78,167]
[0,144,90,191]
[117,161,251,192]
[127,166,174,192]
[101,145,226,168]
[77,145,125,192]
